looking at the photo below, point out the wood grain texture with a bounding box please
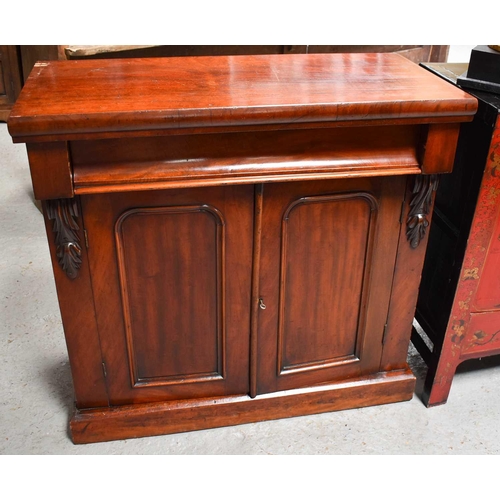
[250,185,264,399]
[70,368,415,444]
[71,126,422,193]
[41,199,109,408]
[115,205,225,387]
[380,178,437,372]
[278,193,377,373]
[8,53,476,141]
[421,124,461,174]
[26,141,73,199]
[9,54,471,443]
[256,177,406,395]
[81,185,254,406]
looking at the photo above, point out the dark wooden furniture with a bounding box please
[0,46,22,121]
[8,54,475,443]
[413,62,500,406]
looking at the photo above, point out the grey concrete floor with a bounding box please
[1,122,500,455]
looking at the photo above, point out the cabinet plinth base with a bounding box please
[70,368,415,444]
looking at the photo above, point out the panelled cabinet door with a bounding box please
[256,177,407,394]
[81,185,254,405]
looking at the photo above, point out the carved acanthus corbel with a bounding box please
[406,174,439,249]
[46,198,82,279]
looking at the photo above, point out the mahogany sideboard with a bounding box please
[413,62,500,406]
[7,54,476,443]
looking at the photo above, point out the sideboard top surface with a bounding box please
[8,53,477,141]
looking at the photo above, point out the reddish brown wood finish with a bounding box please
[380,178,437,371]
[421,124,461,174]
[69,126,422,196]
[70,368,415,444]
[256,177,405,394]
[81,186,254,405]
[41,199,109,408]
[250,185,264,399]
[26,141,73,199]
[7,54,475,443]
[116,207,224,385]
[8,54,475,142]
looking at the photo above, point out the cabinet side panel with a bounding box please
[116,207,223,386]
[381,178,436,371]
[42,199,109,408]
[279,195,373,372]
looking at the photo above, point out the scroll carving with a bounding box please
[406,174,438,249]
[46,199,82,279]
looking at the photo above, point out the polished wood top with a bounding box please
[8,53,477,141]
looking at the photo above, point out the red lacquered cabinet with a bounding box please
[413,63,500,406]
[8,54,476,443]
